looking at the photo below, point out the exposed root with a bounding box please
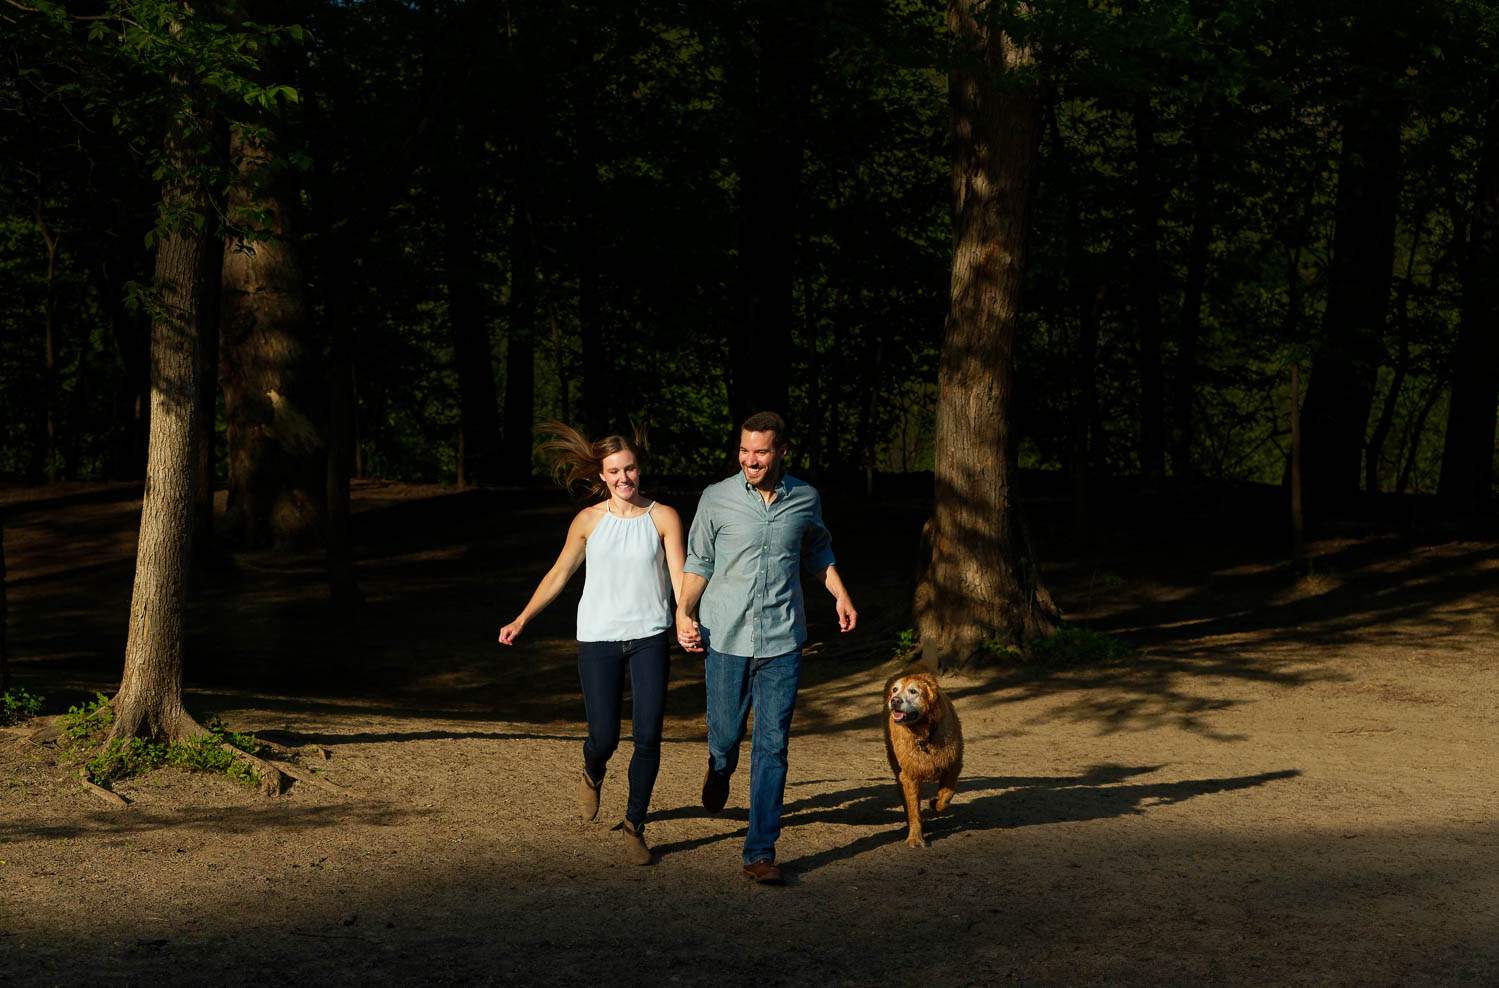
[221,742,286,797]
[269,759,348,796]
[79,768,128,809]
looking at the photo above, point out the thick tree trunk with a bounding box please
[221,124,325,547]
[728,3,804,427]
[1300,91,1404,516]
[1131,91,1166,485]
[1365,222,1423,493]
[914,0,1061,672]
[1439,76,1499,512]
[112,119,218,744]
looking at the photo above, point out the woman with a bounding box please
[498,423,685,866]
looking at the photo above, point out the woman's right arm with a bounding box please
[498,510,592,644]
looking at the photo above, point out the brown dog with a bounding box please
[883,669,963,847]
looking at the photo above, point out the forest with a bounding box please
[3,2,1499,983]
[3,0,1495,505]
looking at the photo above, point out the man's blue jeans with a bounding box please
[704,646,801,865]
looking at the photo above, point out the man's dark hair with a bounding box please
[740,411,788,448]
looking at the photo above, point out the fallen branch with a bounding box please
[269,759,348,796]
[79,768,128,809]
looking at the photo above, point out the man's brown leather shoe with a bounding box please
[742,859,783,885]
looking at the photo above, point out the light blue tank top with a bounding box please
[576,501,673,643]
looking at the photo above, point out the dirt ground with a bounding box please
[1,479,1496,986]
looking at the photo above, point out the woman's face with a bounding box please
[599,449,640,499]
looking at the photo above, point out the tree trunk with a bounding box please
[1,510,8,696]
[1439,75,1499,512]
[575,18,609,438]
[37,206,60,484]
[1131,90,1166,485]
[728,3,805,427]
[502,201,539,480]
[914,0,1061,672]
[112,118,218,744]
[221,123,325,548]
[438,114,502,487]
[1172,109,1214,478]
[1300,84,1405,516]
[1365,219,1424,494]
[194,190,225,565]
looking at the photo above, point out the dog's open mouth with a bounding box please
[891,709,908,722]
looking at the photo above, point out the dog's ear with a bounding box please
[918,675,944,723]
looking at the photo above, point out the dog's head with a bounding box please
[886,671,944,727]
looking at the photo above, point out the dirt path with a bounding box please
[2,482,1496,985]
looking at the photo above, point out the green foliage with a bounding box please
[1028,626,1132,665]
[978,638,1023,662]
[0,687,44,726]
[59,696,261,788]
[893,627,918,657]
[60,692,114,754]
[86,737,167,784]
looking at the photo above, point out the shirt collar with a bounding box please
[743,472,789,497]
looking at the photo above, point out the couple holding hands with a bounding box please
[498,412,857,884]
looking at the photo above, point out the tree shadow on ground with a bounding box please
[0,802,427,842]
[649,763,1300,874]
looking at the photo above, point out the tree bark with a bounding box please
[36,206,60,484]
[1131,90,1166,485]
[1172,108,1214,478]
[1365,219,1424,493]
[1300,67,1405,516]
[914,0,1061,672]
[502,201,539,480]
[1,510,8,696]
[112,115,218,744]
[728,2,805,427]
[1439,75,1499,512]
[220,122,325,547]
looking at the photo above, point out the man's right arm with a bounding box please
[677,494,716,652]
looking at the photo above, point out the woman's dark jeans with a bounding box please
[577,631,670,826]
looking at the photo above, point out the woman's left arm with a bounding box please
[654,504,688,604]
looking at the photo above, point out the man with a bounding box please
[676,411,857,885]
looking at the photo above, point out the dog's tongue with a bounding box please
[892,710,906,721]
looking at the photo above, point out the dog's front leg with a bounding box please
[932,764,959,814]
[899,773,927,847]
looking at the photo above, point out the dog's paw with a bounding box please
[906,833,930,848]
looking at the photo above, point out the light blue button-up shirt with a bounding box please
[684,472,837,658]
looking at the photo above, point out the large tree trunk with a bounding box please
[112,119,218,743]
[220,123,325,547]
[1131,90,1166,485]
[914,0,1061,672]
[1439,75,1499,512]
[728,3,805,427]
[1300,78,1405,516]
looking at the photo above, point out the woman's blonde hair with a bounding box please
[537,421,648,499]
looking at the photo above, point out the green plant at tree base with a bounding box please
[893,627,918,658]
[978,638,1023,662]
[1028,626,1132,665]
[62,698,262,788]
[0,687,44,726]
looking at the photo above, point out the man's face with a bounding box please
[738,429,784,491]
